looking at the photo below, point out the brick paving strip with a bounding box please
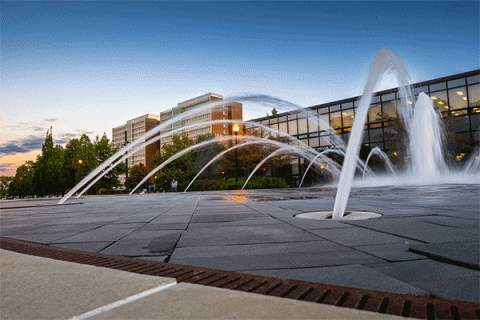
[2,237,479,320]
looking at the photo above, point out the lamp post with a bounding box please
[233,123,240,188]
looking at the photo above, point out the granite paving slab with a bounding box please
[368,260,480,303]
[176,224,320,247]
[139,223,188,231]
[409,241,480,270]
[170,240,346,259]
[244,264,430,296]
[53,241,113,253]
[353,242,427,262]
[169,249,384,271]
[309,227,413,246]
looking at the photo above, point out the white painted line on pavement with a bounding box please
[68,281,177,320]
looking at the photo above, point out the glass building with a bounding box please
[245,70,480,185]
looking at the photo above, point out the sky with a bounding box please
[1,1,479,176]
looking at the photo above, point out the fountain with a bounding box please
[58,46,478,224]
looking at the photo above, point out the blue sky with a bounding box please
[1,1,479,176]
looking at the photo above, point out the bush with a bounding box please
[184,179,222,191]
[219,176,287,190]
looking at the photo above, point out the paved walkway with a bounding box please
[2,248,407,319]
[1,185,479,317]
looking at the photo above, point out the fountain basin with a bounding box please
[296,211,382,220]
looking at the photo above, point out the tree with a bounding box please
[9,161,35,198]
[127,163,148,191]
[33,128,65,196]
[63,134,96,192]
[152,133,195,190]
[92,133,123,193]
[191,134,225,178]
[0,176,13,198]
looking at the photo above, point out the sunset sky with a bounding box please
[2,1,479,176]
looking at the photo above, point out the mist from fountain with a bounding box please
[362,147,397,179]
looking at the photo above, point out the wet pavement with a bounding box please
[1,184,479,303]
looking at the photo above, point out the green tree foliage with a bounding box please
[191,134,225,178]
[92,134,123,193]
[0,176,13,198]
[63,134,97,192]
[9,161,36,198]
[152,133,195,191]
[33,129,66,196]
[8,129,122,197]
[127,163,148,191]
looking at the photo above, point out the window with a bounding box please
[288,120,298,135]
[319,114,329,131]
[448,78,466,88]
[383,100,397,121]
[342,109,354,127]
[448,87,468,110]
[382,93,396,101]
[413,85,428,95]
[429,91,448,112]
[467,74,480,84]
[298,118,308,134]
[368,104,382,123]
[468,84,480,108]
[279,122,288,134]
[429,82,447,92]
[330,111,342,132]
[330,105,340,112]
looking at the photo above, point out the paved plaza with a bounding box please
[1,184,479,304]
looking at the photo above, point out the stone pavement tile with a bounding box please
[169,249,383,271]
[176,224,320,247]
[244,264,429,296]
[149,214,192,224]
[53,241,113,253]
[417,215,479,230]
[344,219,479,243]
[309,227,412,246]
[353,242,426,262]
[49,224,144,243]
[113,214,162,224]
[409,241,480,269]
[0,249,176,320]
[190,212,262,223]
[140,223,188,231]
[0,222,106,236]
[368,260,480,303]
[186,217,282,229]
[99,239,157,257]
[279,217,356,230]
[170,240,345,259]
[92,282,404,320]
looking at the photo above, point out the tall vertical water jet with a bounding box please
[409,92,447,178]
[332,47,410,219]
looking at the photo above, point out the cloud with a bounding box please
[0,129,99,156]
[0,163,14,172]
[45,118,59,123]
[0,135,45,155]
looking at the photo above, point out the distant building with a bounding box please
[112,114,161,184]
[159,93,243,146]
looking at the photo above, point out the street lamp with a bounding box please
[233,123,240,188]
